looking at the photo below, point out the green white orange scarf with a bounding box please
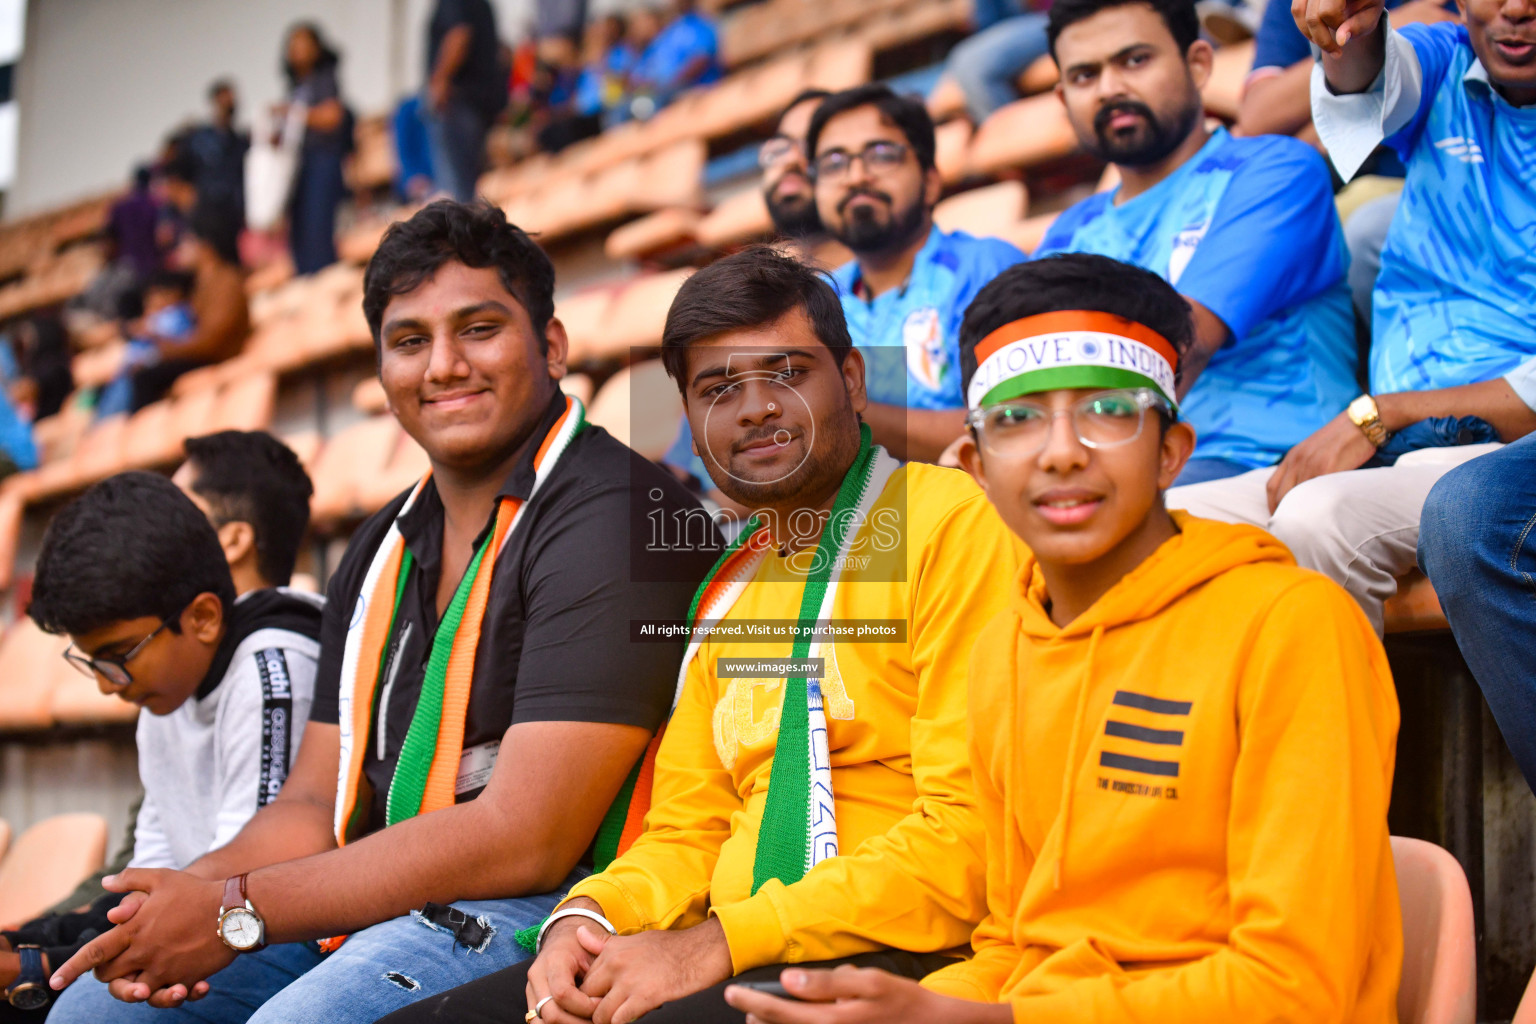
[681,425,899,891]
[333,395,586,843]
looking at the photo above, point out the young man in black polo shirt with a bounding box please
[47,201,719,1024]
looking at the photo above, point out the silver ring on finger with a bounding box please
[535,995,555,1018]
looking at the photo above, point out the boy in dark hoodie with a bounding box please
[728,253,1403,1023]
[0,472,321,1015]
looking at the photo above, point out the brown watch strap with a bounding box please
[221,875,245,912]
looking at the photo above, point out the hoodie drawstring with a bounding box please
[1053,625,1102,891]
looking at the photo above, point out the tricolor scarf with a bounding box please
[324,396,588,954]
[680,424,899,891]
[966,310,1181,411]
[512,425,898,954]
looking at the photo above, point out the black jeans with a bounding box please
[375,948,954,1024]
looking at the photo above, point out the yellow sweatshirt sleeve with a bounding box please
[922,630,1027,1002]
[712,496,1005,973]
[1005,578,1401,1023]
[564,653,737,933]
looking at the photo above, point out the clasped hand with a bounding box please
[526,914,735,1024]
[49,868,232,1008]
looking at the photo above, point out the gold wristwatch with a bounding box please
[1346,394,1390,448]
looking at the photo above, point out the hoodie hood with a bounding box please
[1011,511,1295,639]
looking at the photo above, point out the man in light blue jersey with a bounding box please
[809,85,1025,462]
[1171,0,1536,632]
[1035,0,1359,486]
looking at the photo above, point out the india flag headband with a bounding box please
[966,310,1179,413]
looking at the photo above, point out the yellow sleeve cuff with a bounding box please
[922,968,994,1002]
[560,875,647,935]
[711,890,790,973]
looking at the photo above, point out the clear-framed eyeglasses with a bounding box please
[965,388,1173,458]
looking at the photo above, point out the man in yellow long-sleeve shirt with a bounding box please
[379,246,1022,1024]
[729,254,1403,1023]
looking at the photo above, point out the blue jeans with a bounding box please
[1174,456,1253,487]
[1419,435,1536,792]
[424,99,490,203]
[943,12,1051,122]
[46,873,585,1024]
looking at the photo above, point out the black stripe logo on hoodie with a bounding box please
[1099,689,1189,778]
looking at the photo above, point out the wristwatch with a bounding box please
[1346,394,1391,448]
[216,874,267,953]
[7,944,49,1011]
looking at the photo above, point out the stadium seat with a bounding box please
[605,208,704,262]
[353,377,389,416]
[556,288,620,367]
[561,373,595,406]
[934,181,1030,238]
[806,37,875,93]
[591,270,696,359]
[696,188,774,250]
[280,430,323,473]
[310,416,402,524]
[967,93,1081,176]
[1392,836,1476,1024]
[67,414,130,491]
[935,119,975,185]
[356,427,430,514]
[0,814,110,927]
[862,0,973,52]
[586,361,684,461]
[1018,54,1060,94]
[1202,40,1255,121]
[1000,212,1060,254]
[1383,572,1448,635]
[121,398,183,469]
[0,486,22,591]
[0,619,65,731]
[210,371,278,434]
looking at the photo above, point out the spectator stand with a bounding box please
[0,3,1528,1016]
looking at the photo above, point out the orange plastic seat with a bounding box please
[352,377,389,416]
[586,361,685,461]
[310,416,402,524]
[697,188,774,249]
[210,371,278,433]
[555,288,620,367]
[67,414,130,490]
[0,814,110,927]
[592,270,696,359]
[1018,53,1060,94]
[605,208,705,262]
[1392,836,1476,1024]
[356,427,431,515]
[280,431,323,473]
[1384,571,1448,635]
[121,399,182,469]
[935,119,975,185]
[560,373,596,406]
[0,619,65,731]
[805,37,875,92]
[1203,40,1256,121]
[934,181,1030,238]
[0,486,23,591]
[967,93,1081,176]
[1000,211,1061,255]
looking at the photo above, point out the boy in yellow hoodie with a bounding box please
[727,252,1403,1024]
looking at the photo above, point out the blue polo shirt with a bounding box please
[1037,128,1358,468]
[632,12,721,93]
[831,227,1025,410]
[1348,24,1536,395]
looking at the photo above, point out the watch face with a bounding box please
[219,908,263,950]
[10,984,50,1011]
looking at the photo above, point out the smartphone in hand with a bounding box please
[734,980,803,1001]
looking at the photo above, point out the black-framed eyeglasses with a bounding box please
[811,140,910,181]
[758,135,803,169]
[63,610,183,689]
[965,388,1172,459]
